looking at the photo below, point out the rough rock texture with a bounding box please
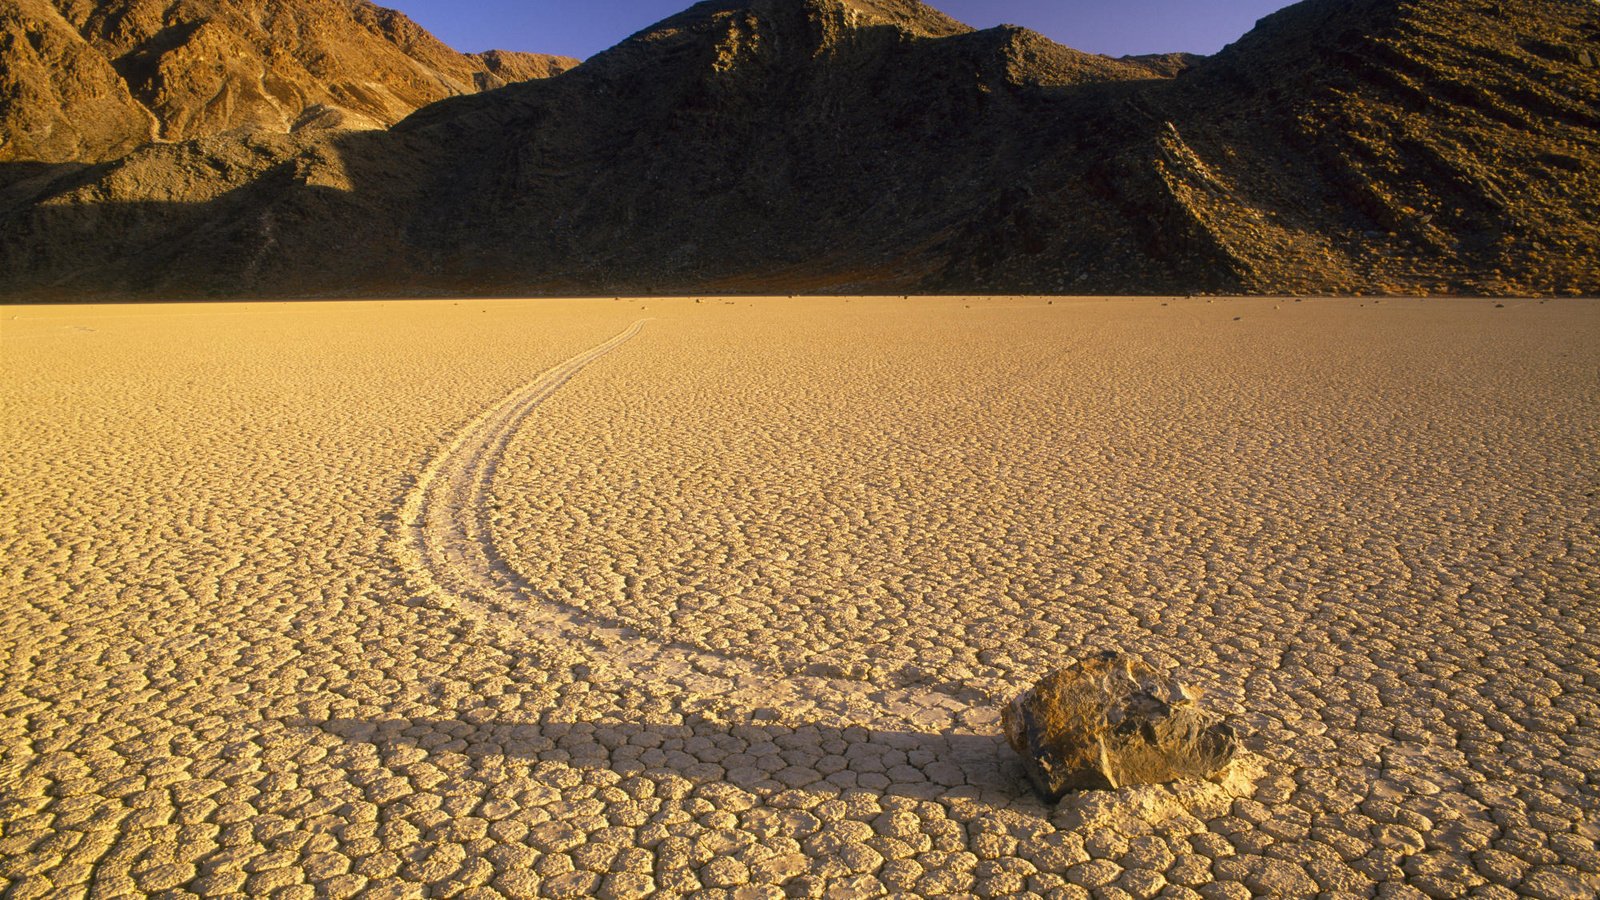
[1120,52,1204,77]
[1,0,1596,298]
[1003,652,1239,801]
[0,0,578,164]
[0,0,156,164]
[466,49,577,88]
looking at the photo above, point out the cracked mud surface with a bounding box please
[3,296,1598,899]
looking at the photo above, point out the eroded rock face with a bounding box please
[1003,651,1238,801]
[0,0,579,164]
[0,0,156,164]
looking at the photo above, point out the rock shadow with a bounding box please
[294,712,1042,812]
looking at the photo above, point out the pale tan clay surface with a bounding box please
[2,296,1598,899]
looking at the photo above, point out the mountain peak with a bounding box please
[812,0,972,37]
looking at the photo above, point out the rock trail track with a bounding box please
[392,318,1009,782]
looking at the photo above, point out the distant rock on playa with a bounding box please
[1003,651,1239,801]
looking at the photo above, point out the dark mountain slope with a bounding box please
[1,0,1594,299]
[936,0,1600,295]
[1148,0,1600,294]
[375,0,1166,294]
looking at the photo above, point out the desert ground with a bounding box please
[2,295,1597,899]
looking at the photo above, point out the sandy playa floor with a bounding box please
[2,296,1597,899]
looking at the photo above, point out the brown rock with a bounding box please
[466,49,579,89]
[1002,651,1238,801]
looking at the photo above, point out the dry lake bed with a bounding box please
[2,296,1597,899]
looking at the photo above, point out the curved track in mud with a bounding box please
[392,319,985,737]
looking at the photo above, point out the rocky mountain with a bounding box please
[1,0,1595,299]
[0,0,578,164]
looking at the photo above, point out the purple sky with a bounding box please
[385,0,1298,61]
